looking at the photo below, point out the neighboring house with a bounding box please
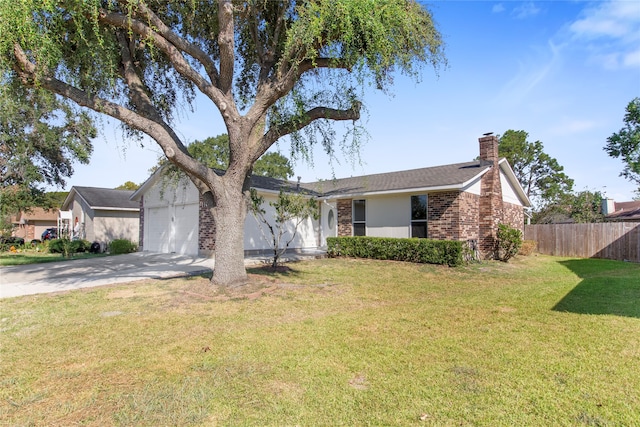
[62,186,140,244]
[11,208,59,241]
[132,134,531,258]
[602,199,640,222]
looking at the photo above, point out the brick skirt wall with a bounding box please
[337,199,352,236]
[199,194,216,252]
[503,202,525,234]
[428,191,460,240]
[458,192,480,241]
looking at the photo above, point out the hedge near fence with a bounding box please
[327,236,463,267]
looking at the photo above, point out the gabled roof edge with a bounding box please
[131,166,166,201]
[498,158,532,208]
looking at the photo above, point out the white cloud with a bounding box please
[623,47,640,68]
[512,2,541,19]
[495,41,562,106]
[570,1,640,41]
[568,0,640,69]
[492,3,505,14]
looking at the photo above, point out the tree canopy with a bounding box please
[0,0,445,285]
[532,190,604,224]
[604,97,640,194]
[498,130,574,210]
[0,81,94,231]
[183,134,294,180]
[115,181,141,191]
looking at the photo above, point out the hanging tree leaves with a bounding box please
[0,81,95,230]
[0,0,446,285]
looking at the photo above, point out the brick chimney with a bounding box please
[478,134,503,258]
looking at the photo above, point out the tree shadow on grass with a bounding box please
[553,259,640,319]
[247,264,300,278]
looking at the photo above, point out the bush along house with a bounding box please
[131,134,531,259]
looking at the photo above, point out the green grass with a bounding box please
[0,255,639,426]
[0,251,108,266]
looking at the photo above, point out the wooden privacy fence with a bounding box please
[524,222,640,263]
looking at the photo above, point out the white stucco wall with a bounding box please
[461,178,482,195]
[144,177,200,208]
[69,198,94,241]
[244,192,320,252]
[94,211,140,243]
[500,172,524,206]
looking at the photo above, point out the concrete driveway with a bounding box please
[0,252,215,299]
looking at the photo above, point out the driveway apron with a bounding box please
[0,253,215,299]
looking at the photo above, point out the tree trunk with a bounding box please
[210,179,248,286]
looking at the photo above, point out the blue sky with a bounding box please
[63,0,640,202]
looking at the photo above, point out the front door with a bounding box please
[320,200,337,248]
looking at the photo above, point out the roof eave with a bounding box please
[131,166,166,201]
[499,158,532,207]
[92,207,139,212]
[322,183,470,199]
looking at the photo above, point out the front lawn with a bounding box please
[0,251,108,266]
[1,255,638,426]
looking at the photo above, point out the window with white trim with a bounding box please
[411,195,427,238]
[353,199,366,236]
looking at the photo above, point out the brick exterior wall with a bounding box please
[478,135,504,258]
[337,199,352,236]
[427,191,460,240]
[199,193,216,252]
[139,196,144,250]
[458,191,480,241]
[427,191,481,241]
[503,201,525,233]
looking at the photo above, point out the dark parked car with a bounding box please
[41,228,58,240]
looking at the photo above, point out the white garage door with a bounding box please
[144,203,199,255]
[145,206,171,253]
[173,203,199,255]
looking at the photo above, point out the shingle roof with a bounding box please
[132,157,530,207]
[606,201,640,221]
[249,175,297,192]
[71,186,139,210]
[11,208,59,224]
[299,161,489,197]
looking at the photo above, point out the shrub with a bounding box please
[48,238,67,254]
[496,223,523,262]
[327,236,463,267]
[48,239,91,256]
[518,240,537,256]
[109,239,137,255]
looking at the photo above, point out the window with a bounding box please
[327,209,335,230]
[353,199,366,236]
[411,195,427,238]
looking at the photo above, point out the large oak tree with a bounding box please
[0,0,445,285]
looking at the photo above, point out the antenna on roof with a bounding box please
[483,132,494,136]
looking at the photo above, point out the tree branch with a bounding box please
[217,0,235,94]
[298,57,352,74]
[97,8,228,113]
[261,102,362,152]
[119,0,221,87]
[12,42,215,190]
